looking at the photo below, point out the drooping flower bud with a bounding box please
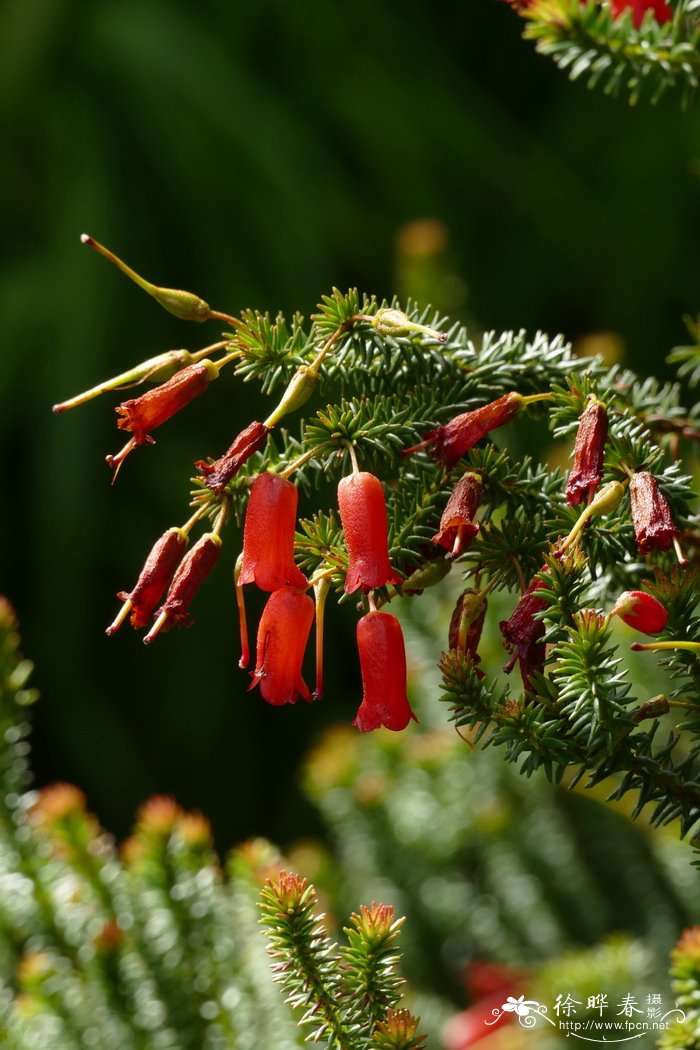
[196,421,269,492]
[433,472,482,557]
[404,393,525,468]
[106,360,219,472]
[610,590,669,635]
[353,611,417,732]
[238,473,307,591]
[263,366,319,428]
[610,0,672,27]
[249,587,314,705]
[500,567,550,688]
[81,234,212,322]
[369,307,447,343]
[629,471,680,555]
[566,399,608,507]
[144,533,222,642]
[337,472,401,593]
[53,349,197,414]
[449,589,487,666]
[107,526,188,635]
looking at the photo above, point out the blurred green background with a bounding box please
[2,0,700,849]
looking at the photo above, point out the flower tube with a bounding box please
[249,587,314,705]
[238,473,307,591]
[499,567,550,688]
[107,527,188,635]
[196,421,269,491]
[337,472,401,593]
[106,360,219,471]
[566,400,608,507]
[144,532,222,642]
[353,611,417,732]
[404,393,525,468]
[629,471,680,555]
[432,472,482,557]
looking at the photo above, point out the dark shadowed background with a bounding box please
[2,0,699,849]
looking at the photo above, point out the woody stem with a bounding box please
[277,445,326,479]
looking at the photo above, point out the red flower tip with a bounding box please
[629,471,680,555]
[238,472,307,591]
[249,587,314,705]
[353,611,417,732]
[566,400,608,507]
[196,420,269,491]
[433,472,482,557]
[337,472,401,594]
[610,590,669,635]
[108,526,188,634]
[417,392,524,468]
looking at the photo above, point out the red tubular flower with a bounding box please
[629,471,680,554]
[406,393,524,468]
[145,532,222,641]
[610,590,669,635]
[433,472,482,557]
[196,421,269,491]
[610,0,671,26]
[499,567,550,688]
[107,527,188,634]
[566,400,608,507]
[353,611,417,732]
[337,472,401,594]
[238,473,307,591]
[106,360,218,470]
[249,587,314,705]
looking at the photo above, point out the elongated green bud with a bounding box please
[81,234,211,321]
[53,349,195,413]
[370,307,447,342]
[264,366,319,427]
[557,480,626,554]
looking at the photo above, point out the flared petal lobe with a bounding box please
[433,472,482,556]
[238,473,307,591]
[249,588,314,705]
[337,472,401,593]
[353,611,417,732]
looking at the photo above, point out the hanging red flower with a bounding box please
[500,567,550,688]
[249,587,314,705]
[629,471,680,555]
[144,532,222,641]
[353,611,417,732]
[405,393,524,468]
[238,473,307,591]
[610,590,669,635]
[433,472,482,557]
[196,420,269,491]
[337,472,401,593]
[566,400,608,507]
[106,361,218,471]
[108,527,188,634]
